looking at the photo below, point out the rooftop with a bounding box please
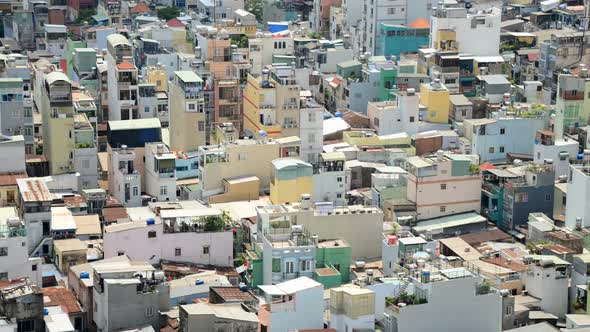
[42,287,82,314]
[51,207,76,232]
[210,286,257,303]
[73,215,101,235]
[259,277,322,295]
[175,71,203,83]
[412,212,487,233]
[180,302,258,322]
[53,238,87,252]
[108,118,161,131]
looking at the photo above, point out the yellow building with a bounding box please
[420,80,450,124]
[434,29,457,51]
[330,286,375,325]
[146,64,168,92]
[169,71,206,152]
[270,158,313,205]
[38,72,76,175]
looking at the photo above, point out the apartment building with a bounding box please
[312,152,346,205]
[258,277,324,332]
[367,89,419,136]
[198,136,301,200]
[330,286,375,332]
[103,208,233,266]
[532,130,578,179]
[430,3,501,56]
[169,71,206,153]
[383,266,501,332]
[108,145,141,207]
[178,302,258,331]
[419,79,450,124]
[106,34,138,121]
[270,158,313,205]
[0,207,43,286]
[0,78,34,154]
[144,143,176,202]
[248,34,294,74]
[16,177,54,256]
[406,152,481,221]
[565,160,590,229]
[523,255,570,319]
[37,71,76,175]
[555,70,590,136]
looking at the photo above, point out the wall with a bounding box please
[0,234,43,286]
[267,285,324,332]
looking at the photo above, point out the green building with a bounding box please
[315,239,352,288]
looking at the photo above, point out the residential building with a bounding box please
[106,34,138,121]
[523,255,570,319]
[477,75,511,104]
[248,34,294,74]
[377,20,430,57]
[564,159,590,229]
[329,286,375,332]
[37,71,76,175]
[16,177,54,256]
[108,145,141,207]
[270,158,313,205]
[430,4,501,56]
[92,258,170,332]
[0,207,42,286]
[0,78,34,154]
[382,267,501,332]
[198,136,301,200]
[419,79,450,124]
[178,302,258,331]
[555,71,590,136]
[0,279,44,332]
[103,208,233,266]
[258,277,324,332]
[532,130,579,179]
[312,152,346,205]
[298,95,324,163]
[53,238,87,274]
[144,143,176,202]
[406,152,481,221]
[169,71,206,153]
[367,89,419,136]
[449,94,473,123]
[194,0,244,21]
[571,253,590,312]
[256,201,383,259]
[42,287,85,332]
[38,24,67,60]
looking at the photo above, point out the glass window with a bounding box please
[272,258,281,272]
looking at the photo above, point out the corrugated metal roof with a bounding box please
[174,71,203,83]
[17,178,53,202]
[108,118,161,131]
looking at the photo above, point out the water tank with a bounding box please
[146,218,156,225]
[407,88,415,96]
[300,193,311,209]
[335,111,342,118]
[195,279,205,285]
[153,271,165,281]
[239,282,248,292]
[291,225,303,233]
[577,154,584,160]
[43,309,49,316]
[421,271,431,283]
[258,130,268,137]
[79,272,90,279]
[355,261,366,269]
[7,217,21,227]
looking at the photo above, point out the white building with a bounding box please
[0,135,26,173]
[312,152,347,205]
[248,34,294,74]
[103,208,233,267]
[367,89,419,136]
[0,207,42,286]
[430,5,501,56]
[383,267,502,332]
[532,130,578,179]
[565,163,590,229]
[41,25,68,60]
[144,143,176,202]
[299,96,324,163]
[92,259,170,332]
[108,145,142,207]
[106,34,138,121]
[258,277,324,332]
[330,286,376,332]
[17,178,54,256]
[523,255,570,319]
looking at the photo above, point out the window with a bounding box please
[17,320,35,332]
[387,7,396,14]
[117,251,125,256]
[500,128,506,134]
[272,258,281,272]
[198,121,205,132]
[545,193,551,201]
[145,306,154,317]
[175,248,182,256]
[148,231,157,238]
[336,193,342,198]
[373,117,380,127]
[489,147,495,153]
[440,206,446,212]
[144,107,150,113]
[500,146,505,153]
[337,177,343,182]
[203,245,209,254]
[440,184,447,190]
[0,247,7,256]
[410,116,415,123]
[505,305,513,316]
[285,261,294,274]
[308,112,316,122]
[0,272,7,280]
[160,186,167,196]
[300,260,311,271]
[188,103,195,110]
[133,187,139,196]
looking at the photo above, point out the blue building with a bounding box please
[175,150,199,180]
[377,19,430,57]
[107,118,162,148]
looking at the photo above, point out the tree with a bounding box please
[246,0,265,22]
[76,8,96,24]
[157,6,180,21]
[231,35,249,48]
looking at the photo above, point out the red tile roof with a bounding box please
[0,172,27,186]
[116,61,136,71]
[42,287,83,314]
[210,286,257,303]
[166,18,185,28]
[315,267,338,276]
[130,2,151,14]
[63,195,86,208]
[102,207,128,223]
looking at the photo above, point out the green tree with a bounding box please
[157,6,180,21]
[231,35,249,48]
[76,8,96,23]
[246,0,265,22]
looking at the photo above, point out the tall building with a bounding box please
[0,78,34,154]
[169,71,206,153]
[106,34,138,121]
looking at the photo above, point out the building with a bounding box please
[169,71,206,153]
[564,160,590,229]
[312,152,346,205]
[532,130,578,179]
[0,78,34,154]
[178,302,258,332]
[0,279,44,332]
[103,207,233,266]
[37,71,76,175]
[270,158,313,205]
[42,287,85,332]
[554,71,590,136]
[430,4,501,56]
[329,286,375,332]
[406,152,481,221]
[377,21,429,57]
[53,238,87,274]
[382,267,501,332]
[144,142,176,202]
[108,145,141,207]
[258,277,324,332]
[106,34,138,121]
[523,255,570,319]
[16,177,54,256]
[419,79,450,124]
[0,135,27,207]
[0,207,42,286]
[449,94,474,123]
[367,89,419,136]
[92,259,170,332]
